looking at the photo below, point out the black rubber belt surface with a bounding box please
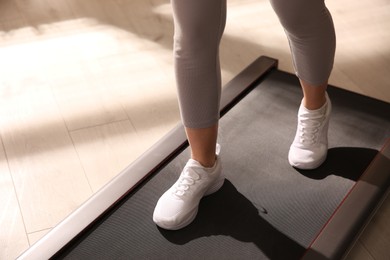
[57,70,390,260]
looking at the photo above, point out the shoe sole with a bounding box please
[289,153,327,170]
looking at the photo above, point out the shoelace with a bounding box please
[298,111,325,145]
[173,167,200,197]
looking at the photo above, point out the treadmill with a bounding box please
[18,56,390,260]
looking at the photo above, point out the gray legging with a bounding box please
[172,0,336,128]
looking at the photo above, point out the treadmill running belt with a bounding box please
[53,67,389,259]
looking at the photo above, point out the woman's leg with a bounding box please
[172,0,226,167]
[269,0,336,169]
[269,0,336,88]
[153,0,227,230]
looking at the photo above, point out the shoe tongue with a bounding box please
[182,160,202,180]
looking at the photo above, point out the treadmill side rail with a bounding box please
[303,139,390,260]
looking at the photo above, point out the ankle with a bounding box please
[302,95,327,110]
[191,155,217,168]
[299,79,328,110]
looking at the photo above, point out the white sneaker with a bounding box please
[153,146,224,230]
[288,93,331,170]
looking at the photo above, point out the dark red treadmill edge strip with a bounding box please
[49,56,278,258]
[302,138,390,260]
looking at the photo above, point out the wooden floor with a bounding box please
[0,0,389,259]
